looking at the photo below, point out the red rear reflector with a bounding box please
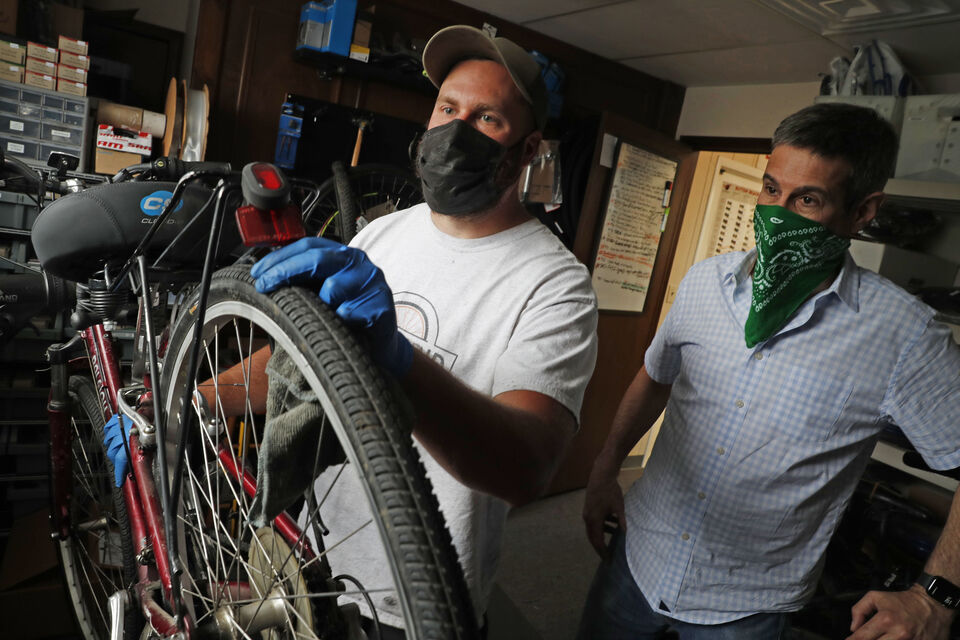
[235,203,306,247]
[251,162,283,190]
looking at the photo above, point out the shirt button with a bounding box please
[717,447,725,455]
[681,533,690,541]
[735,400,744,408]
[754,352,763,360]
[698,492,706,500]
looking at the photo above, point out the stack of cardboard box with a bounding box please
[0,39,23,83]
[56,36,88,96]
[23,42,56,91]
[0,35,88,96]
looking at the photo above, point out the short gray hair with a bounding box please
[772,103,898,214]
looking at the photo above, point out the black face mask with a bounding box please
[416,119,523,216]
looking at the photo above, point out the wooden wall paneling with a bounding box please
[549,112,696,495]
[679,136,772,155]
[192,0,686,166]
[193,0,434,167]
[375,0,686,136]
[190,0,228,99]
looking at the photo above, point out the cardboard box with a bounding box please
[57,63,86,83]
[25,56,56,76]
[56,78,86,96]
[23,70,55,91]
[349,44,369,63]
[296,0,357,57]
[96,124,152,155]
[0,576,79,640]
[51,5,84,40]
[353,19,372,48]
[57,35,88,56]
[0,40,24,65]
[0,510,58,590]
[26,42,58,63]
[0,62,22,83]
[0,510,77,639]
[58,49,89,70]
[95,148,142,175]
[0,0,17,36]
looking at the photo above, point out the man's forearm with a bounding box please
[923,488,960,584]
[594,365,671,475]
[401,350,575,507]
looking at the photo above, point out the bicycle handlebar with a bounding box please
[111,156,233,183]
[0,269,75,347]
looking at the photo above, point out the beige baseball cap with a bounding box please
[422,25,548,131]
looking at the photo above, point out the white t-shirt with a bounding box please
[304,203,598,626]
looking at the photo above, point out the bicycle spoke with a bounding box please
[71,539,112,628]
[160,277,470,640]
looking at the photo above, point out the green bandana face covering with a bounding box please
[745,204,850,347]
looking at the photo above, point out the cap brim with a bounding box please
[422,25,534,106]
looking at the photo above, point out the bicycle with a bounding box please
[788,444,960,639]
[2,151,477,640]
[302,161,422,244]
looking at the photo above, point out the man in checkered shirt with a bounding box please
[578,103,960,639]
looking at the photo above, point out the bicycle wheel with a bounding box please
[303,164,422,242]
[160,266,477,640]
[57,375,139,640]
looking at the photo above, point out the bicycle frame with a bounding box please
[45,173,321,640]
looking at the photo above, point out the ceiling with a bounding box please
[454,0,960,87]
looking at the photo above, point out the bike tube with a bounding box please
[122,464,181,638]
[82,325,123,417]
[47,335,85,539]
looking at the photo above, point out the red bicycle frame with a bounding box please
[47,318,319,639]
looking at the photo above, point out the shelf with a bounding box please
[885,178,960,203]
[294,48,436,95]
[871,440,959,492]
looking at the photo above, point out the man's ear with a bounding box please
[851,191,885,235]
[520,130,543,167]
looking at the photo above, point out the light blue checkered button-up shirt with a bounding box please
[625,249,960,624]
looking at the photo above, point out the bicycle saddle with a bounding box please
[32,181,240,281]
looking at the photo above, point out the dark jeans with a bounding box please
[576,532,788,640]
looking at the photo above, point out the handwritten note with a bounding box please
[591,142,678,312]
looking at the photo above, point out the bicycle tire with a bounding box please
[160,266,477,640]
[57,375,140,640]
[303,164,422,242]
[331,160,361,244]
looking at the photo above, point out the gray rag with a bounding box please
[249,346,336,527]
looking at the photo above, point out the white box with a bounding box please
[895,94,960,182]
[95,124,151,156]
[814,95,904,137]
[850,239,959,291]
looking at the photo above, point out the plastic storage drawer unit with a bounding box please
[0,77,89,170]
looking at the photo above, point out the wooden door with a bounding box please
[547,111,696,494]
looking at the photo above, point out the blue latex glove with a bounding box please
[103,413,131,488]
[251,237,414,378]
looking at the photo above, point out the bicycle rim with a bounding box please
[58,375,138,640]
[303,165,422,241]
[160,266,477,640]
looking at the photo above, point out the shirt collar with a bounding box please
[726,248,861,312]
[833,251,860,312]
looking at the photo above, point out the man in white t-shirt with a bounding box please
[252,24,598,636]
